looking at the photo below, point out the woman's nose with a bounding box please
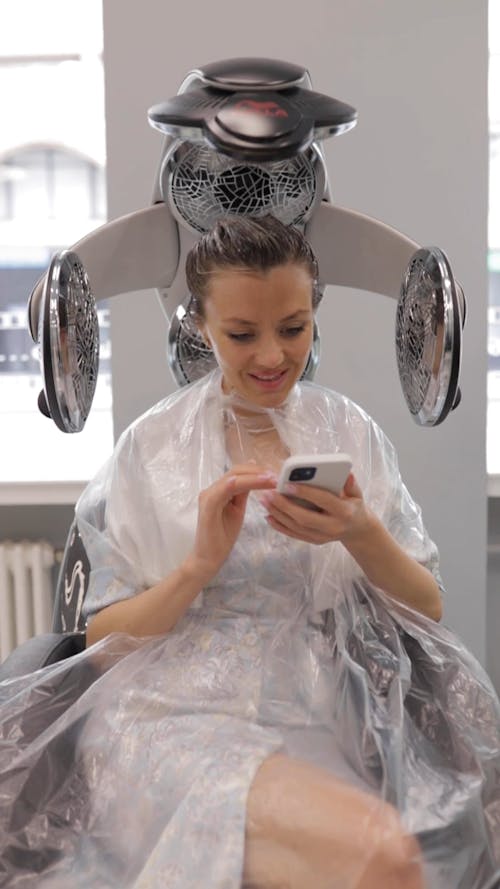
[255,337,284,368]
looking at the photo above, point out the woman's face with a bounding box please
[198,262,315,407]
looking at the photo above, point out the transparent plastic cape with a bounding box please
[1,369,499,889]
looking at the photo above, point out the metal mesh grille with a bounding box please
[396,256,440,415]
[169,143,317,233]
[65,260,99,422]
[173,309,217,385]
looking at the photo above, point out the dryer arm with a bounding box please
[28,202,180,338]
[306,202,419,299]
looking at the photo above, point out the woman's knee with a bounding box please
[357,813,424,889]
[244,753,425,889]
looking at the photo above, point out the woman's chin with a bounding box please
[221,370,300,407]
[244,375,296,406]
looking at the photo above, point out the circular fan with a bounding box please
[166,142,320,233]
[38,251,99,433]
[396,247,463,426]
[168,302,320,387]
[167,305,216,386]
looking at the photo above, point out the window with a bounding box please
[0,0,113,491]
[0,146,106,223]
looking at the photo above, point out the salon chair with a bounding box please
[0,519,88,681]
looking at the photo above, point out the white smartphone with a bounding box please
[277,453,353,511]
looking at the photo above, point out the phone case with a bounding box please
[277,453,352,496]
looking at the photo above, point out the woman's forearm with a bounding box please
[86,466,278,648]
[343,513,443,622]
[86,557,210,647]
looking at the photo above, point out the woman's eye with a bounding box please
[227,326,305,342]
[228,332,254,342]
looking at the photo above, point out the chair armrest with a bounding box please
[0,632,86,681]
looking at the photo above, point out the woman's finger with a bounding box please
[203,472,276,509]
[263,491,333,531]
[229,462,277,480]
[280,483,343,513]
[265,514,330,544]
[227,472,276,495]
[264,498,316,533]
[342,472,362,499]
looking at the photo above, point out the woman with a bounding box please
[1,216,499,888]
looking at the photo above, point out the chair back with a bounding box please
[52,519,90,633]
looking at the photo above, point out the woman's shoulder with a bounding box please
[294,380,374,424]
[118,371,220,448]
[78,372,221,510]
[293,380,397,462]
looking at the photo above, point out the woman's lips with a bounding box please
[248,369,288,390]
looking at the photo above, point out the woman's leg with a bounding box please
[243,753,425,889]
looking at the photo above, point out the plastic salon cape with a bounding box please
[1,369,500,889]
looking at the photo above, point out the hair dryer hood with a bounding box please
[148,57,358,162]
[27,57,465,434]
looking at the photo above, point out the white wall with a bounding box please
[102,0,489,662]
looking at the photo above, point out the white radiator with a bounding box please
[0,541,55,662]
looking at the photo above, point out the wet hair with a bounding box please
[185,214,321,318]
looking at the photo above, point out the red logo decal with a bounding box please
[234,99,288,118]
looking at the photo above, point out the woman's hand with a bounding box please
[260,473,371,546]
[260,474,443,620]
[187,463,277,583]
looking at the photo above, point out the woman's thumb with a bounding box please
[343,472,361,498]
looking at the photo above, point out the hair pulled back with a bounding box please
[185,214,321,317]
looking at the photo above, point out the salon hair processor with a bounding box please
[27,57,466,433]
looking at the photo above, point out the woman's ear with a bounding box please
[196,321,212,350]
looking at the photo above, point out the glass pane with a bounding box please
[0,0,103,57]
[52,152,93,219]
[11,151,51,219]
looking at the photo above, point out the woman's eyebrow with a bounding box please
[222,317,257,326]
[280,310,311,322]
[222,310,311,325]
